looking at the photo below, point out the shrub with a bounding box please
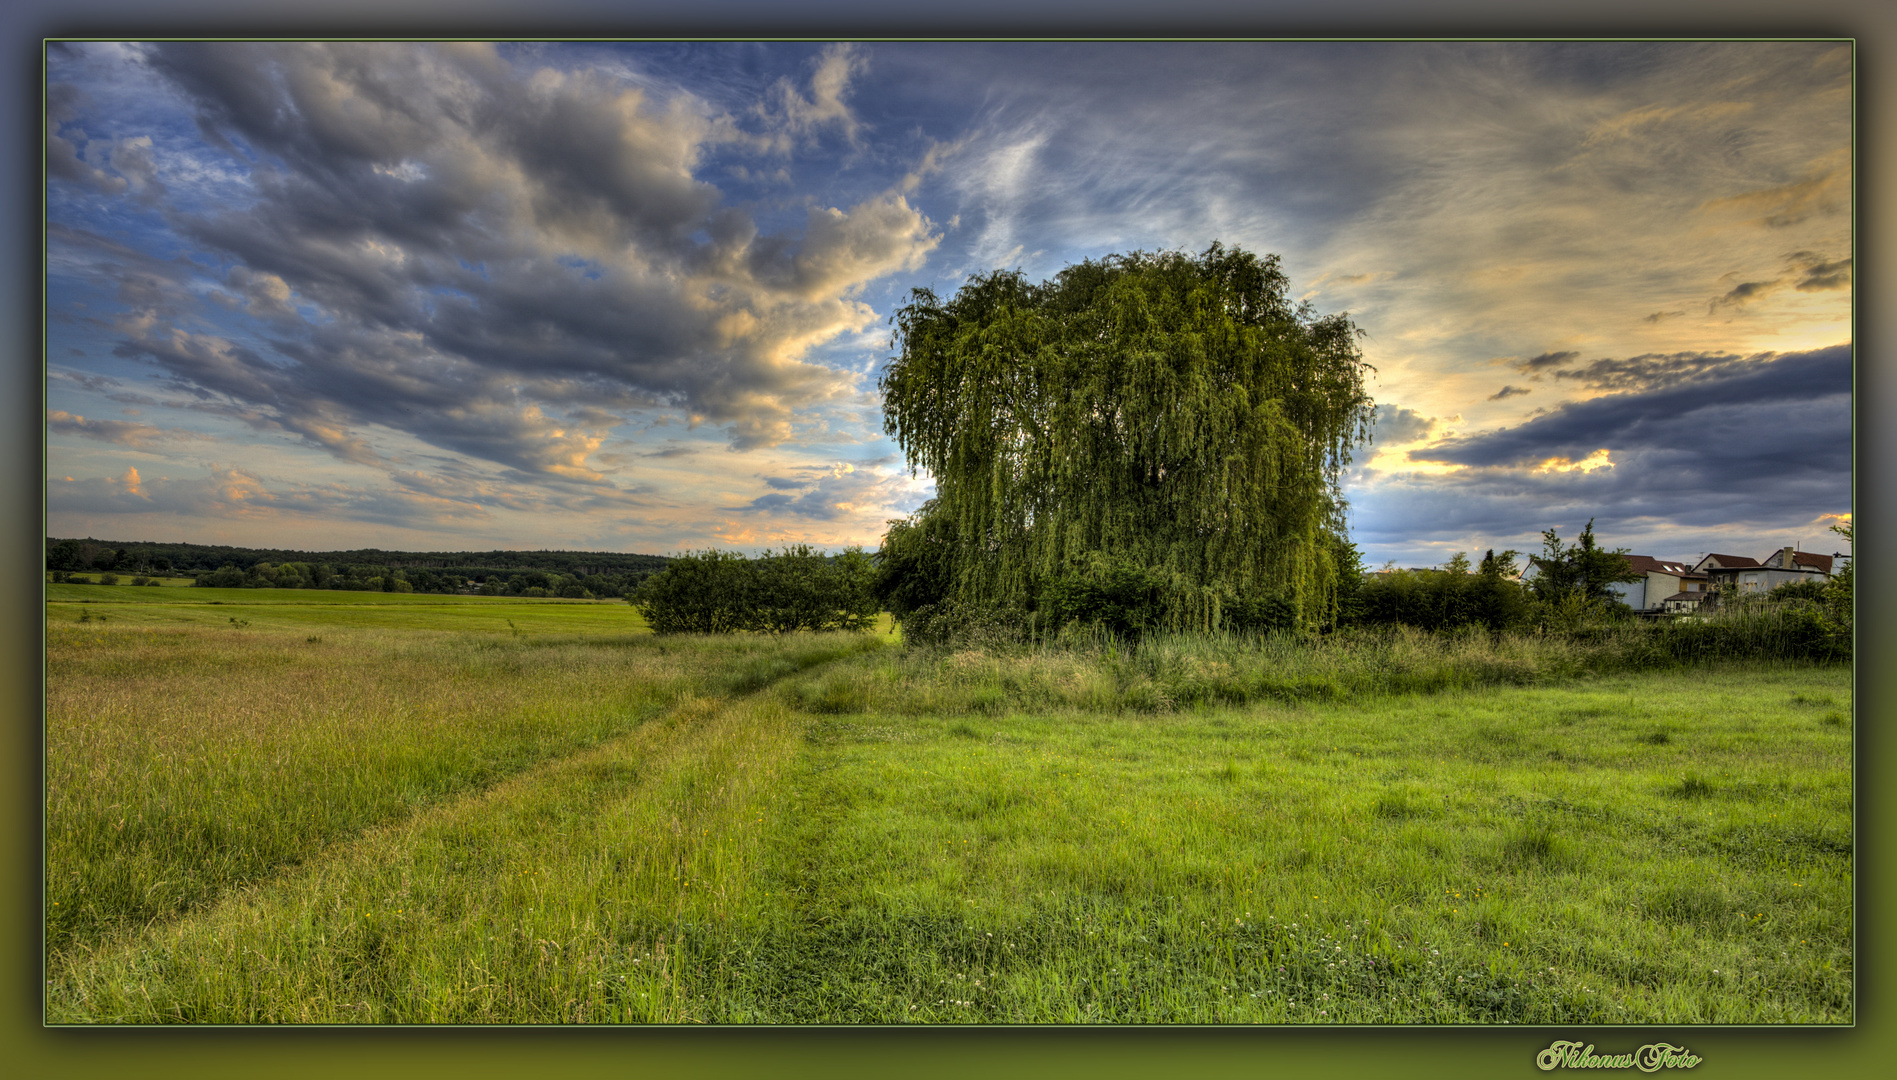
[1356,550,1529,633]
[1769,580,1827,604]
[899,601,1030,650]
[635,547,877,634]
[748,546,879,634]
[196,565,246,589]
[97,573,118,586]
[1039,555,1170,640]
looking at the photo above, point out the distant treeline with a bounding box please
[46,537,671,599]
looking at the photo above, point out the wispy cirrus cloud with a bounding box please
[47,409,212,449]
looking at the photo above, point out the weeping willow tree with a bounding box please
[878,243,1375,634]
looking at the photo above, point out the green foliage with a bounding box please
[634,548,878,635]
[895,600,1031,651]
[48,539,82,571]
[880,242,1374,634]
[51,536,668,597]
[749,546,879,634]
[1822,521,1852,636]
[634,550,754,634]
[1769,580,1828,604]
[1039,554,1170,639]
[871,501,957,620]
[1357,549,1528,632]
[1527,520,1641,606]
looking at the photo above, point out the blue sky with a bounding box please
[44,40,1852,567]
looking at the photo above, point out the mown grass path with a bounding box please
[46,590,885,968]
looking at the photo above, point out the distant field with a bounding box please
[51,574,200,587]
[47,582,653,635]
[44,597,1850,1024]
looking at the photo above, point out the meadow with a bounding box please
[44,583,1852,1024]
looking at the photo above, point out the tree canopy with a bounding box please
[1527,520,1641,606]
[878,243,1375,633]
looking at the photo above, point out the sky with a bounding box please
[43,40,1853,568]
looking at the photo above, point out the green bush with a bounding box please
[898,601,1031,650]
[634,547,877,635]
[1357,551,1531,633]
[196,565,246,589]
[1039,556,1170,640]
[1769,580,1828,604]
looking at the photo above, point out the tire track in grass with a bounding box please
[47,641,865,1024]
[48,624,888,956]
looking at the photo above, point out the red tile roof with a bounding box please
[1791,551,1834,574]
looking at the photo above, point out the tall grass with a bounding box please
[46,620,885,955]
[795,607,1846,719]
[47,686,818,1023]
[50,660,1849,1024]
[756,660,1853,1023]
[46,593,1848,1025]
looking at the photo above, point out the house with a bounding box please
[1608,555,1712,611]
[1690,553,1761,594]
[1692,548,1832,595]
[1522,552,1712,612]
[1761,547,1834,576]
[1657,589,1713,615]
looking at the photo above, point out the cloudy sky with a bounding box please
[44,40,1852,567]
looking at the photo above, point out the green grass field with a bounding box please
[44,590,1851,1024]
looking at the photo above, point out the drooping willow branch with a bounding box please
[880,244,1375,631]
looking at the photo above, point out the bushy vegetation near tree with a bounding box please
[634,547,877,635]
[879,243,1375,638]
[1358,549,1529,632]
[1768,580,1828,604]
[1822,520,1852,636]
[1526,520,1640,607]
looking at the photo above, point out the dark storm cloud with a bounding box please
[45,82,133,195]
[1411,344,1850,474]
[1354,344,1851,553]
[1351,445,1847,551]
[63,42,938,474]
